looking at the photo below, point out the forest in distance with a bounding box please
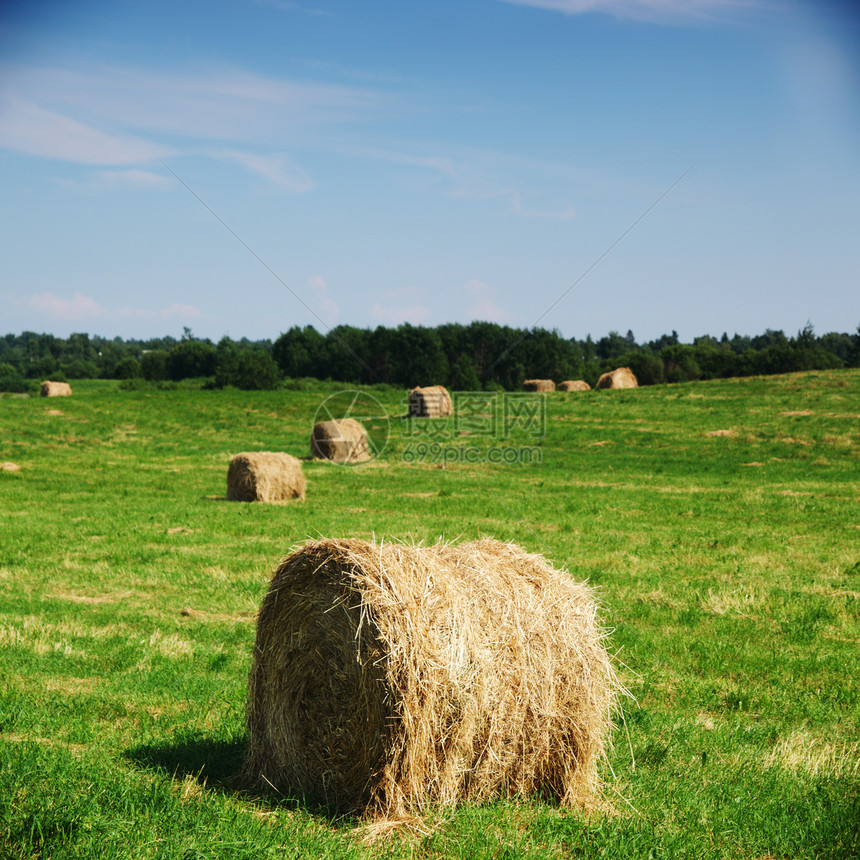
[1,321,858,393]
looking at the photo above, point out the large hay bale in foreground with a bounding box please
[558,380,591,392]
[596,367,638,389]
[310,418,371,463]
[40,381,72,397]
[409,385,452,418]
[226,452,305,502]
[244,538,616,818]
[522,379,555,392]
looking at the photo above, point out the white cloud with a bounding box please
[307,275,339,323]
[1,62,383,147]
[353,145,578,217]
[0,94,172,165]
[96,169,174,190]
[509,191,576,220]
[252,0,333,16]
[0,62,385,178]
[27,291,107,319]
[496,0,773,24]
[156,304,203,320]
[218,150,314,192]
[463,279,511,323]
[370,286,432,325]
[25,292,202,322]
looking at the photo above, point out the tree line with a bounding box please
[1,322,858,393]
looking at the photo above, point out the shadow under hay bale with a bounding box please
[244,538,617,819]
[226,452,305,502]
[40,381,72,397]
[558,380,591,392]
[522,379,555,392]
[596,367,638,389]
[310,418,371,463]
[409,385,452,418]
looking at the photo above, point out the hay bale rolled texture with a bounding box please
[409,385,453,418]
[226,452,305,502]
[522,379,555,392]
[244,538,616,818]
[40,381,72,397]
[558,380,591,392]
[596,367,638,389]
[310,418,371,463]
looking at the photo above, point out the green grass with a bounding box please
[1,371,858,859]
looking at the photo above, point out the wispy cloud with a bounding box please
[353,145,578,218]
[370,286,432,325]
[25,292,201,322]
[96,169,174,190]
[496,0,773,25]
[0,94,173,165]
[217,150,314,192]
[0,62,386,169]
[510,191,576,219]
[8,62,384,139]
[27,291,107,320]
[251,0,333,16]
[307,275,339,323]
[463,279,512,323]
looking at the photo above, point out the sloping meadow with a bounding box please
[0,371,857,859]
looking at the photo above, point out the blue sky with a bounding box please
[1,0,858,344]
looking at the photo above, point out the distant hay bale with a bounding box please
[244,538,617,819]
[409,386,453,418]
[311,418,371,463]
[40,381,72,397]
[226,452,305,502]
[522,379,555,392]
[558,380,591,392]
[596,367,638,390]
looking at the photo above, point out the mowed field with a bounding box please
[1,370,858,859]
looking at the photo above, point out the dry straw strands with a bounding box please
[310,418,371,463]
[40,381,72,397]
[1,462,21,472]
[522,379,555,392]
[226,452,305,502]
[596,367,638,390]
[558,380,591,392]
[244,538,617,820]
[409,386,453,418]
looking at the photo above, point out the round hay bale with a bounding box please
[558,380,591,392]
[244,538,617,818]
[40,381,72,397]
[409,385,452,418]
[226,452,305,502]
[310,418,371,463]
[596,367,638,389]
[522,379,555,392]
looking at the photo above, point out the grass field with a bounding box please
[1,370,858,859]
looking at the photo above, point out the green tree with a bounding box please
[450,353,481,390]
[141,350,169,381]
[273,326,328,379]
[661,344,701,383]
[0,362,31,393]
[114,356,142,379]
[233,350,280,390]
[167,339,216,380]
